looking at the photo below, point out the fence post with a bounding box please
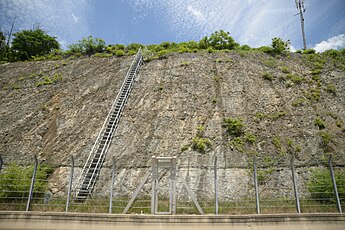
[66,156,74,212]
[109,157,116,214]
[214,156,218,215]
[291,155,301,213]
[253,157,260,214]
[0,154,3,172]
[328,155,342,213]
[26,155,38,211]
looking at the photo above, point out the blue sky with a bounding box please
[1,0,345,52]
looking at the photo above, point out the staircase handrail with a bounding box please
[74,49,142,193]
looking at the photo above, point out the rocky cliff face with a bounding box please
[0,51,344,198]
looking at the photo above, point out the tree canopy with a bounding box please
[0,31,9,61]
[208,30,239,50]
[270,37,290,54]
[2,28,342,64]
[198,30,239,50]
[11,28,59,61]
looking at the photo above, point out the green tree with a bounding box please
[11,29,59,61]
[270,37,290,54]
[208,30,239,50]
[0,31,9,61]
[68,36,105,55]
[198,36,209,49]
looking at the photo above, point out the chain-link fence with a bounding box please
[0,154,343,214]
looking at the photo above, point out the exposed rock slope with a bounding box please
[0,51,344,197]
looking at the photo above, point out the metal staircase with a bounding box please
[75,49,143,200]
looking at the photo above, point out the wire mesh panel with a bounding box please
[108,167,144,214]
[296,158,339,213]
[334,167,345,212]
[176,167,212,214]
[0,154,344,214]
[0,159,57,211]
[29,167,64,212]
[67,195,108,213]
[0,164,34,211]
[176,154,213,214]
[216,167,256,215]
[124,172,152,214]
[255,156,296,214]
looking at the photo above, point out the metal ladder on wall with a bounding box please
[75,49,143,200]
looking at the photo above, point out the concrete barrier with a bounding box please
[0,212,344,230]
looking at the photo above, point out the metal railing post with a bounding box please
[0,154,3,172]
[253,157,260,214]
[214,156,218,215]
[26,156,38,211]
[151,160,158,214]
[66,156,74,212]
[328,155,342,213]
[291,155,301,213]
[109,157,116,214]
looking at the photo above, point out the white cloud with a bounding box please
[123,0,297,46]
[313,34,345,52]
[187,6,204,21]
[0,0,91,48]
[58,39,68,50]
[289,44,297,52]
[72,13,79,24]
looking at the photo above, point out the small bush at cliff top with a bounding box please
[126,43,145,53]
[303,49,316,54]
[68,36,106,56]
[114,50,125,57]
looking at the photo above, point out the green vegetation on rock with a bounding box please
[307,168,345,201]
[223,117,245,137]
[0,164,52,199]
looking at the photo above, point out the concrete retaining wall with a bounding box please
[0,212,344,230]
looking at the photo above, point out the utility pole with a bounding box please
[295,0,307,50]
[6,17,16,47]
